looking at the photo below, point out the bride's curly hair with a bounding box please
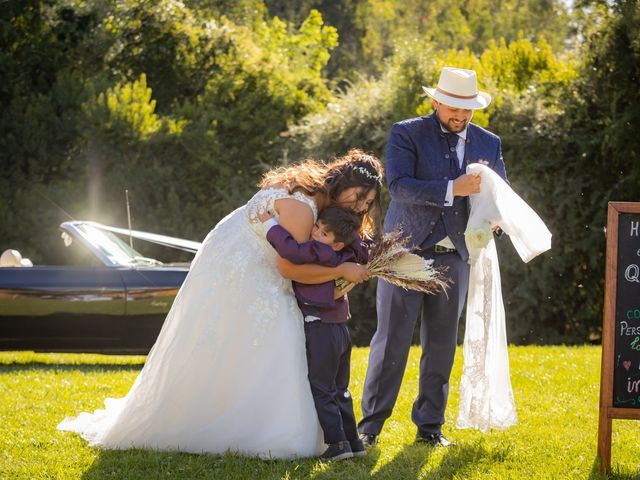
[259,149,384,236]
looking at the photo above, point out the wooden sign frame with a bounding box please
[597,201,640,472]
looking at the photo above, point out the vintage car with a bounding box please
[0,221,201,354]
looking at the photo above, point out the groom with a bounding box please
[359,67,507,447]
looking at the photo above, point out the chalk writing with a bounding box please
[626,309,640,319]
[626,264,640,283]
[615,396,640,406]
[612,214,640,408]
[619,321,640,336]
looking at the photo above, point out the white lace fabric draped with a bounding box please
[457,164,551,431]
[57,187,324,458]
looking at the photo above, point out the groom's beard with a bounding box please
[436,109,472,133]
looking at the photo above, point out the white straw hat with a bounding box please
[423,67,491,110]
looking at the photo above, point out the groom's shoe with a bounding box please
[415,431,456,448]
[320,441,353,461]
[349,438,367,457]
[359,433,378,448]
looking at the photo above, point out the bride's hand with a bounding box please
[339,262,371,284]
[258,209,274,223]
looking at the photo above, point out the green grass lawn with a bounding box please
[1,346,638,479]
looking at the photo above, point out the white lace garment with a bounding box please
[457,164,552,431]
[57,187,324,458]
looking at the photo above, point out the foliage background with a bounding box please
[1,0,639,345]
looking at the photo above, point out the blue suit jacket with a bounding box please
[384,113,507,261]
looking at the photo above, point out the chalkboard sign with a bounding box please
[598,202,640,473]
[613,213,640,407]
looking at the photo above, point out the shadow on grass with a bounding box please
[0,362,144,373]
[77,441,516,480]
[368,441,504,480]
[369,443,433,479]
[423,441,510,479]
[315,440,506,479]
[588,455,640,480]
[80,447,377,480]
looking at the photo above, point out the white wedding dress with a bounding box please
[58,187,325,458]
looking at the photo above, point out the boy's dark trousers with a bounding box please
[304,321,357,444]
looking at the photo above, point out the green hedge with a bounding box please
[283,11,640,345]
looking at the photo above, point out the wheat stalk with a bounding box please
[337,230,450,294]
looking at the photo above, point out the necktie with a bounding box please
[444,132,461,172]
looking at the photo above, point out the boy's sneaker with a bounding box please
[320,441,354,461]
[349,438,367,457]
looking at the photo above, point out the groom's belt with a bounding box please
[425,244,457,254]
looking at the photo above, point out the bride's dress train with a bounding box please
[58,188,324,458]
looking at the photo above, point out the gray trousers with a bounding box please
[358,250,470,435]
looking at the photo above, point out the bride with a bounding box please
[58,149,384,459]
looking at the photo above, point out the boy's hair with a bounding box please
[318,207,362,245]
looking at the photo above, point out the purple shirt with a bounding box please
[266,224,369,323]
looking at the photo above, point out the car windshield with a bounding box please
[74,223,161,266]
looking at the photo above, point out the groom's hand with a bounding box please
[453,174,481,196]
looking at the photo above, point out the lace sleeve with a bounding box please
[246,187,319,237]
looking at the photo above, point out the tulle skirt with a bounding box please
[58,206,324,458]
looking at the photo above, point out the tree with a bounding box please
[283,37,576,343]
[263,0,576,79]
[0,1,338,260]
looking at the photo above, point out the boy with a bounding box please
[262,206,370,461]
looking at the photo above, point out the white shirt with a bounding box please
[438,125,467,249]
[443,125,467,206]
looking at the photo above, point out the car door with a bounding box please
[116,266,189,351]
[0,266,126,351]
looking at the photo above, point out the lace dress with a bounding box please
[457,164,552,431]
[58,187,325,458]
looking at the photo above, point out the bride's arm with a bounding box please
[278,258,368,284]
[275,198,369,284]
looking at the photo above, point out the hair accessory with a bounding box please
[354,166,382,183]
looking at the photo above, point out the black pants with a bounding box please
[304,321,358,444]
